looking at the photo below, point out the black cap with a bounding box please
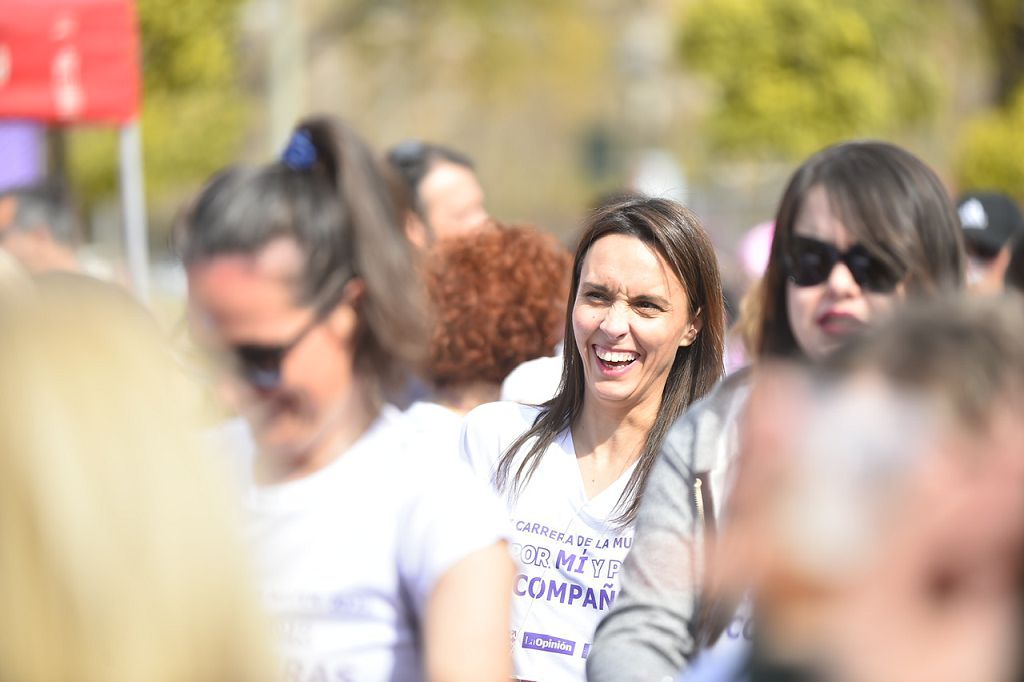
[956,191,1024,259]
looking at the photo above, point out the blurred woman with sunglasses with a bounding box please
[179,116,514,682]
[587,140,966,682]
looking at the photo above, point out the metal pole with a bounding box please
[269,0,305,151]
[118,121,149,302]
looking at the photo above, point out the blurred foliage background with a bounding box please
[63,0,1024,265]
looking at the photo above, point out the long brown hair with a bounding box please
[494,197,726,525]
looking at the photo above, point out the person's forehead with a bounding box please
[792,186,856,244]
[420,162,481,200]
[581,234,678,293]
[188,239,303,306]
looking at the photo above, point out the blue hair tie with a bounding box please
[281,130,317,170]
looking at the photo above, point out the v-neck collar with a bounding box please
[556,428,638,517]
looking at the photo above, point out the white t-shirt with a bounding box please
[232,405,509,682]
[500,354,565,406]
[461,401,637,682]
[401,400,465,457]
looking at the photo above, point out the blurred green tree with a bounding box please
[952,0,1024,199]
[678,0,944,160]
[67,0,248,229]
[954,88,1024,201]
[973,0,1024,106]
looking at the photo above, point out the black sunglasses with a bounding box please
[226,282,351,391]
[785,236,904,293]
[229,317,320,391]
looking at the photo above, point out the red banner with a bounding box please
[0,0,140,124]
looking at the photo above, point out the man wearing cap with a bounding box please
[956,191,1024,294]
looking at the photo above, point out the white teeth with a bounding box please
[596,348,638,363]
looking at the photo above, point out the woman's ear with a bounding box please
[404,211,430,250]
[679,306,704,348]
[326,277,365,340]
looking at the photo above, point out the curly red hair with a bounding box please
[424,223,571,388]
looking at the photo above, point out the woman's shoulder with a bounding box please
[460,401,548,479]
[661,367,753,471]
[689,367,754,425]
[373,405,485,483]
[463,400,545,434]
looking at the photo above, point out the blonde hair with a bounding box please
[0,275,277,682]
[0,247,31,293]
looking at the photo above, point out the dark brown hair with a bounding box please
[179,115,427,403]
[758,141,966,360]
[424,223,571,387]
[494,197,726,525]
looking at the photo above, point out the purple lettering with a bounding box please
[514,574,528,596]
[556,550,577,571]
[727,617,743,639]
[522,631,576,656]
[548,580,567,603]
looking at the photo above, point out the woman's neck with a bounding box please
[574,399,658,459]
[571,395,661,498]
[254,384,380,485]
[431,381,501,416]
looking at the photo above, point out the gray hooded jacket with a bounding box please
[586,368,752,682]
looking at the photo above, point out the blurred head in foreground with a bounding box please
[422,223,571,413]
[0,275,275,682]
[716,295,1024,682]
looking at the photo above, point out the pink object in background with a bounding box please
[725,221,775,374]
[738,220,775,279]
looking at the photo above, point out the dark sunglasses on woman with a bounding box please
[189,277,352,392]
[785,236,904,293]
[228,308,329,391]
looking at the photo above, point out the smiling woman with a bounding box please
[459,197,726,682]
